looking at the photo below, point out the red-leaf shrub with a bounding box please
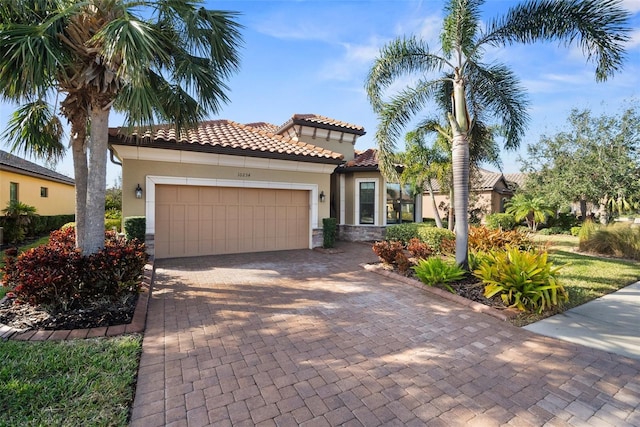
[2,229,148,310]
[81,232,147,299]
[372,240,405,265]
[395,251,411,274]
[407,238,433,259]
[3,239,83,309]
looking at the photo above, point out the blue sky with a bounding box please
[0,0,638,185]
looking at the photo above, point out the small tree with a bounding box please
[506,194,553,231]
[2,201,37,244]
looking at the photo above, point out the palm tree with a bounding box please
[0,0,242,255]
[400,130,450,228]
[365,0,629,269]
[505,193,553,231]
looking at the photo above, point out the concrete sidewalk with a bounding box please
[524,281,640,360]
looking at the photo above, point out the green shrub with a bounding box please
[27,214,75,236]
[473,247,568,313]
[485,213,516,230]
[372,240,405,265]
[412,257,465,292]
[570,226,582,236]
[2,228,147,310]
[2,201,37,243]
[385,223,420,243]
[105,218,122,232]
[124,216,146,242]
[537,226,567,235]
[579,223,640,260]
[546,212,579,230]
[322,218,337,248]
[416,227,455,255]
[468,250,490,272]
[105,208,122,220]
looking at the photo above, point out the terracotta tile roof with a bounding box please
[244,122,278,133]
[108,120,344,164]
[0,150,74,185]
[343,148,378,168]
[277,114,366,136]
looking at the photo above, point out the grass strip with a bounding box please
[512,235,639,325]
[0,334,142,427]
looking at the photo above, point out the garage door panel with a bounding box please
[259,190,276,206]
[172,205,186,221]
[179,187,199,203]
[199,186,219,203]
[156,205,171,222]
[155,185,310,258]
[156,186,178,202]
[220,188,239,204]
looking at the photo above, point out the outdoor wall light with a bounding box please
[135,184,143,199]
[319,191,326,203]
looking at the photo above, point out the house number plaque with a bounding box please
[237,172,251,177]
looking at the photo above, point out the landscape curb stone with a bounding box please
[362,263,519,321]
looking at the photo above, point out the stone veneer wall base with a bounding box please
[338,224,386,242]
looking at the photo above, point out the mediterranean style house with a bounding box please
[422,169,525,223]
[109,114,422,258]
[0,150,75,216]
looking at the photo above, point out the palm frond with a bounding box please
[481,0,630,81]
[365,37,450,113]
[374,79,447,179]
[466,62,529,149]
[2,100,65,163]
[441,0,483,57]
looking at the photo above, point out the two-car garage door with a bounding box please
[155,185,310,258]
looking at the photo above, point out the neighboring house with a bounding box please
[0,150,75,216]
[109,114,421,258]
[422,168,525,222]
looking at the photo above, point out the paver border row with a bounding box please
[0,258,154,341]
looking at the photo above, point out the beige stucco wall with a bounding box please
[282,126,358,161]
[339,171,387,226]
[0,171,74,216]
[121,158,332,227]
[421,190,510,222]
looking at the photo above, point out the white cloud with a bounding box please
[621,0,640,13]
[626,28,640,49]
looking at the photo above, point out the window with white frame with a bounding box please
[355,178,378,225]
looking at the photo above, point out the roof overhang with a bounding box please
[109,136,344,166]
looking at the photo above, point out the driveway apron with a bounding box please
[130,242,640,427]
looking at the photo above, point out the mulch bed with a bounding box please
[0,294,138,331]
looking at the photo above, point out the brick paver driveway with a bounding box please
[130,243,640,427]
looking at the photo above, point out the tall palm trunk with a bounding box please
[450,71,470,269]
[451,133,469,269]
[71,126,88,250]
[84,105,109,255]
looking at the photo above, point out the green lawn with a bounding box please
[512,234,640,325]
[0,335,141,427]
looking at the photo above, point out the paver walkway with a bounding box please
[130,242,640,426]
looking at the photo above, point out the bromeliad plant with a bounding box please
[473,247,568,313]
[412,257,465,293]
